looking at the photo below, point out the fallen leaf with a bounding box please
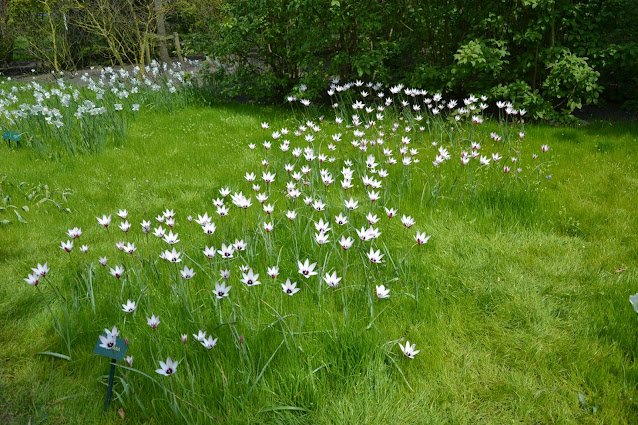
[118,408,125,419]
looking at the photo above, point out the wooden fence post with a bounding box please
[145,39,151,66]
[173,32,183,64]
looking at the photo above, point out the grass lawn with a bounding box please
[1,103,637,424]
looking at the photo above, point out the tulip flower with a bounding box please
[376,285,390,298]
[32,263,49,277]
[99,332,117,350]
[97,214,111,228]
[201,335,218,349]
[153,226,166,238]
[401,215,415,228]
[414,231,431,245]
[67,227,82,239]
[344,197,359,210]
[156,357,178,376]
[203,246,216,259]
[195,213,211,225]
[335,213,348,225]
[24,272,39,286]
[241,268,261,286]
[399,341,419,359]
[214,281,231,299]
[119,221,131,232]
[282,278,300,295]
[217,244,235,258]
[298,259,318,278]
[60,240,73,252]
[193,330,207,342]
[324,271,342,288]
[110,265,124,278]
[147,315,160,329]
[162,248,182,263]
[122,299,137,312]
[367,248,384,263]
[267,267,279,279]
[180,266,195,280]
[163,230,179,244]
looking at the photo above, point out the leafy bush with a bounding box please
[196,0,634,120]
[491,81,552,121]
[0,0,634,119]
[450,38,510,92]
[542,50,602,118]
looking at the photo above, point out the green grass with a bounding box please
[1,104,637,424]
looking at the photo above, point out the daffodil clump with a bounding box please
[0,60,200,155]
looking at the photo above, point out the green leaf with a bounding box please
[259,405,307,414]
[247,339,284,396]
[579,392,587,409]
[13,209,27,223]
[37,351,71,361]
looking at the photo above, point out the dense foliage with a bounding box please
[198,0,637,120]
[0,0,636,120]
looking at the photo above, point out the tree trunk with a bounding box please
[0,0,13,64]
[154,0,171,64]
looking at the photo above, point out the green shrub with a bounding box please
[542,50,602,117]
[195,0,634,120]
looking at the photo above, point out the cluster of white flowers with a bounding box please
[25,78,558,382]
[0,60,201,153]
